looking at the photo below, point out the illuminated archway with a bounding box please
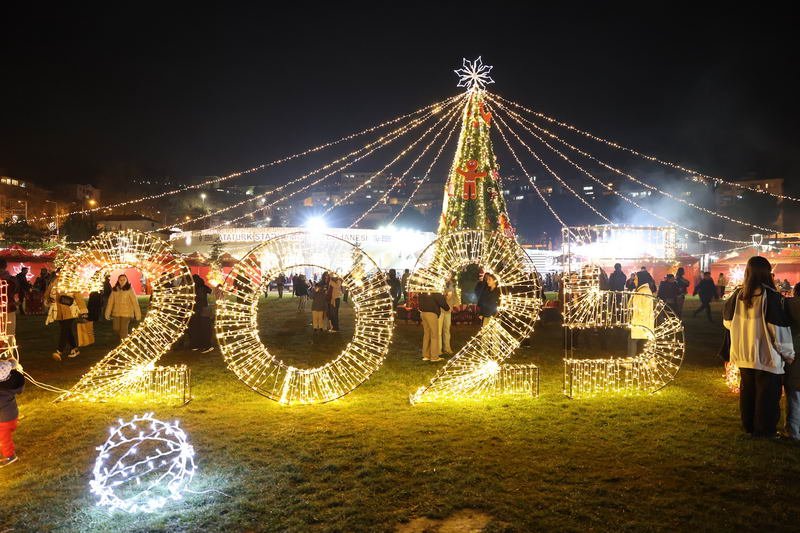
[214,232,394,405]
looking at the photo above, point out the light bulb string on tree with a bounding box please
[390,108,461,225]
[322,95,468,218]
[486,103,612,224]
[27,93,464,224]
[161,95,465,232]
[490,96,780,234]
[495,108,749,244]
[489,92,800,204]
[207,95,466,230]
[349,104,462,228]
[492,116,574,237]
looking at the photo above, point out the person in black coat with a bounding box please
[189,274,214,353]
[0,359,24,467]
[693,271,718,322]
[657,274,679,310]
[387,269,402,308]
[477,273,501,326]
[608,263,627,292]
[634,266,657,292]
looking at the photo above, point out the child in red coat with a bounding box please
[0,359,24,467]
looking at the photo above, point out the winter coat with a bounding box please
[676,275,690,296]
[634,270,657,292]
[657,280,679,304]
[0,369,24,422]
[388,277,402,301]
[723,286,794,374]
[329,279,343,302]
[294,280,309,297]
[477,286,500,317]
[311,285,329,311]
[105,287,142,320]
[608,270,627,292]
[418,292,449,317]
[784,296,800,389]
[44,282,87,321]
[694,278,717,302]
[194,278,211,308]
[443,283,459,309]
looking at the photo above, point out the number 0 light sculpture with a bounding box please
[214,232,394,405]
[56,231,195,401]
[408,230,543,403]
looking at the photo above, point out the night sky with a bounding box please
[2,4,798,190]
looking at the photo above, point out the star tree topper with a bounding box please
[454,56,495,91]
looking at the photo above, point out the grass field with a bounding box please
[1,295,799,532]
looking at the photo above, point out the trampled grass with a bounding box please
[1,296,799,532]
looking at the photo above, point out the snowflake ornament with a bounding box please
[454,57,495,91]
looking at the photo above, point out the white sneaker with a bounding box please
[52,351,62,361]
[201,347,214,354]
[68,349,80,358]
[429,356,444,362]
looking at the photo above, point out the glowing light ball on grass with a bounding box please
[91,413,196,513]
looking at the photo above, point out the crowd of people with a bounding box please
[2,256,800,470]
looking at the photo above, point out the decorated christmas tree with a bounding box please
[439,57,513,238]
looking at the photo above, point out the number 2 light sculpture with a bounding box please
[408,230,543,403]
[56,231,195,401]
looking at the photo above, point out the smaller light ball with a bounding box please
[90,413,196,514]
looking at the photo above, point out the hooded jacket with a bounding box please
[0,368,24,422]
[105,285,142,321]
[723,286,794,374]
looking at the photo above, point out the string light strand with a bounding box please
[491,92,800,203]
[349,104,462,228]
[494,105,749,244]
[489,96,779,234]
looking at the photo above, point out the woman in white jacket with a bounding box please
[723,256,794,437]
[104,274,142,341]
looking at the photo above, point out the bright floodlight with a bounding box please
[305,216,327,232]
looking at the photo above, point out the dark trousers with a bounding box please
[188,312,213,350]
[694,299,712,321]
[58,318,77,354]
[277,285,284,298]
[739,367,782,436]
[329,298,341,331]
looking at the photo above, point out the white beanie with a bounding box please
[0,360,13,382]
